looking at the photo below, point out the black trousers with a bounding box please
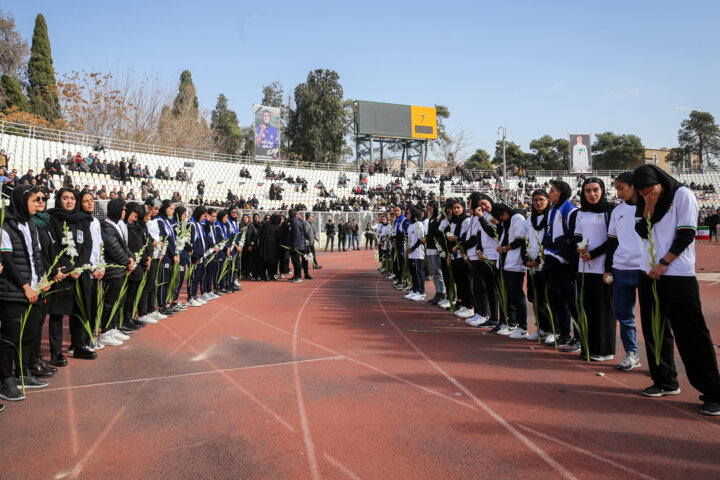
[49,314,88,353]
[470,260,495,320]
[543,259,577,336]
[0,301,40,380]
[139,260,159,316]
[325,236,334,251]
[504,270,527,329]
[527,270,555,333]
[290,250,309,279]
[125,278,142,323]
[639,274,720,402]
[309,244,319,267]
[101,276,126,332]
[451,258,472,309]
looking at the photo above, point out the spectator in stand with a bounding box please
[90,156,102,174]
[127,189,136,200]
[250,195,259,209]
[93,138,106,152]
[0,149,9,168]
[197,181,205,199]
[0,167,7,185]
[133,164,142,177]
[140,182,150,200]
[119,157,128,184]
[163,167,171,179]
[143,165,152,178]
[20,169,35,184]
[128,155,137,176]
[707,209,720,244]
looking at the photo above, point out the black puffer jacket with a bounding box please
[0,216,45,304]
[127,221,151,282]
[101,219,132,280]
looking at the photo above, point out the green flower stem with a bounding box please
[646,213,666,366]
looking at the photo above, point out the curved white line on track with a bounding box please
[374,279,579,480]
[517,424,659,480]
[291,258,367,480]
[324,452,362,480]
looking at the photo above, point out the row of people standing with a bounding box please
[375,165,720,416]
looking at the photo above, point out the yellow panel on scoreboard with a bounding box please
[410,105,437,139]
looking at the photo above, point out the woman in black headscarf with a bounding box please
[490,202,528,336]
[571,177,615,360]
[543,179,579,347]
[425,200,445,305]
[0,184,51,395]
[98,198,135,346]
[47,187,95,364]
[78,191,105,348]
[523,189,557,343]
[123,202,151,329]
[259,214,281,281]
[632,164,720,414]
[447,198,473,317]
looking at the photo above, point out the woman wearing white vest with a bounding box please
[633,165,720,416]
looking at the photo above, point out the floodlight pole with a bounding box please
[497,126,507,203]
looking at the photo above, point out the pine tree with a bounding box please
[1,74,29,112]
[27,14,60,122]
[172,70,199,117]
[210,93,241,155]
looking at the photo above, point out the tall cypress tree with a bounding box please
[172,70,199,117]
[1,75,29,112]
[210,93,241,154]
[27,14,60,122]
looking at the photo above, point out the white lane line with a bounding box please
[374,280,579,480]
[291,262,366,480]
[36,356,344,393]
[66,383,80,456]
[324,452,362,480]
[229,307,477,410]
[516,424,659,480]
[63,405,128,480]
[168,282,271,356]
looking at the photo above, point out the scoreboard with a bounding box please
[355,101,437,140]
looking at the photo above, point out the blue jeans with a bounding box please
[409,258,426,294]
[612,268,639,354]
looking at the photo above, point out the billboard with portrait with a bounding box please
[253,105,281,160]
[569,134,592,173]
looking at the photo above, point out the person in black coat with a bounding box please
[337,220,346,252]
[287,210,307,282]
[98,199,135,346]
[29,191,58,378]
[259,214,281,281]
[47,187,95,364]
[0,184,52,398]
[123,202,151,329]
[324,218,335,252]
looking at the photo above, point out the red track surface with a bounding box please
[2,244,720,479]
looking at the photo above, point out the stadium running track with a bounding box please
[2,245,720,479]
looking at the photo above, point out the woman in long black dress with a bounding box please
[259,214,281,281]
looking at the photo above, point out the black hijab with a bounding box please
[550,180,572,208]
[579,177,613,214]
[490,203,516,243]
[632,164,682,225]
[9,184,38,222]
[192,205,207,223]
[49,187,92,225]
[106,198,126,223]
[530,189,549,231]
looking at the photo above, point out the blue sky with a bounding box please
[5,0,720,158]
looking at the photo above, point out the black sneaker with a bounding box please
[701,401,720,416]
[560,338,582,353]
[642,385,681,397]
[477,319,497,329]
[489,323,504,334]
[0,378,25,401]
[15,375,49,390]
[289,277,303,283]
[0,403,4,412]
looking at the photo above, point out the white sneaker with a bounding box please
[99,331,123,346]
[496,324,517,336]
[509,328,528,339]
[387,274,396,280]
[280,274,286,279]
[234,280,242,288]
[590,354,614,362]
[188,298,202,307]
[200,293,212,301]
[92,338,105,350]
[466,314,488,327]
[404,291,417,299]
[209,292,220,299]
[137,314,158,324]
[617,352,641,371]
[526,329,546,341]
[112,329,130,341]
[454,307,475,318]
[411,294,426,301]
[154,311,168,320]
[194,296,207,305]
[544,333,557,345]
[437,299,451,309]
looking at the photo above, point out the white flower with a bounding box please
[578,238,589,251]
[604,274,614,285]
